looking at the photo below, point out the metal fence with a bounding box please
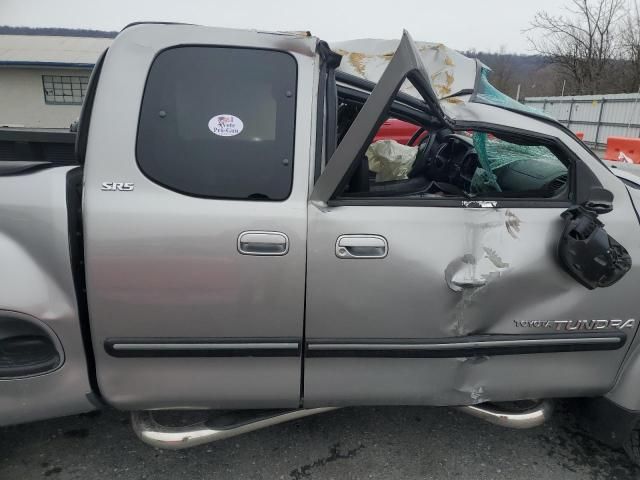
[523,93,640,147]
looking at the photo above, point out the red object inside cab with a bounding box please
[373,118,423,145]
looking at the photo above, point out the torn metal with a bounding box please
[445,208,518,335]
[331,39,478,102]
[330,38,553,122]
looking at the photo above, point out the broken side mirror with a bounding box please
[582,186,614,214]
[558,189,631,289]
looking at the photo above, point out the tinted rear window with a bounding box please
[137,46,297,200]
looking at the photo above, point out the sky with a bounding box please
[0,0,567,53]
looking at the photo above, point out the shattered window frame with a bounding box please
[334,114,574,205]
[327,51,579,208]
[468,65,551,121]
[468,130,570,198]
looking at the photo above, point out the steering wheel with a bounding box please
[408,127,427,146]
[433,142,452,171]
[408,133,438,178]
[422,137,456,182]
[418,134,480,193]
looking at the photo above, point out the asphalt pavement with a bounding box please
[1,401,639,480]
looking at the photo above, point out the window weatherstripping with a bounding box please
[42,75,89,105]
[75,49,107,165]
[136,46,298,201]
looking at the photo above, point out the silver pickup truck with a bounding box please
[3,22,640,462]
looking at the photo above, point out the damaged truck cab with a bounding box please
[3,22,640,462]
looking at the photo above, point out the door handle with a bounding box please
[238,231,289,256]
[335,235,388,259]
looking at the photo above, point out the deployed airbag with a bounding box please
[366,140,418,182]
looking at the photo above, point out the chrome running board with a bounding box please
[457,400,554,429]
[132,407,338,450]
[132,400,552,450]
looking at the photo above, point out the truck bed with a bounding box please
[0,162,94,425]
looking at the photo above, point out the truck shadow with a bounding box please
[0,403,638,480]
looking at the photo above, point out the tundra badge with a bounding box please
[514,319,635,330]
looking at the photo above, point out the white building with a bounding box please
[0,30,113,129]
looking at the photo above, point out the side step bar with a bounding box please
[457,400,554,429]
[132,407,338,450]
[132,400,553,449]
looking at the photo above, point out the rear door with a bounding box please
[303,32,640,407]
[83,25,318,409]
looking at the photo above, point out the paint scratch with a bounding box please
[505,210,521,239]
[483,247,510,269]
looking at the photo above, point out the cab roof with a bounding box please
[331,38,480,101]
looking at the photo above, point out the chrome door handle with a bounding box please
[238,231,289,256]
[335,235,388,259]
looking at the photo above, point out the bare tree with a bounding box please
[528,0,625,94]
[620,0,640,91]
[488,45,516,95]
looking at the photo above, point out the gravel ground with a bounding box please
[1,402,639,480]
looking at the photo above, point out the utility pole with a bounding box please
[561,79,566,97]
[515,84,521,102]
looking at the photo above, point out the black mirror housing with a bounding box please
[558,206,632,289]
[583,187,614,214]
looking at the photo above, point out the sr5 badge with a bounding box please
[101,182,135,191]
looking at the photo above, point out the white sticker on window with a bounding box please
[208,114,244,137]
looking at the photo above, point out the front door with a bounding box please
[303,32,640,407]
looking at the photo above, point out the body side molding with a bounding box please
[305,332,626,358]
[105,338,301,357]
